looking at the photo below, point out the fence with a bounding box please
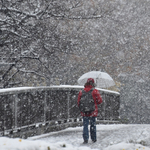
[0,85,120,138]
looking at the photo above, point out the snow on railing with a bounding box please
[0,85,120,138]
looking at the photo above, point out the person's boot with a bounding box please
[92,140,97,143]
[83,140,88,144]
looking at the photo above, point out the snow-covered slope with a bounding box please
[1,124,150,150]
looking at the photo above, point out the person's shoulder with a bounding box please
[79,89,84,93]
[93,88,98,91]
[93,88,100,93]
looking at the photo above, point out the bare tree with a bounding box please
[0,0,76,88]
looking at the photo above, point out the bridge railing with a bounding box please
[0,85,120,138]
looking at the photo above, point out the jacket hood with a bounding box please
[84,85,94,92]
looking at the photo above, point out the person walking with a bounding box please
[77,78,102,144]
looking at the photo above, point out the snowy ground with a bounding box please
[1,124,150,150]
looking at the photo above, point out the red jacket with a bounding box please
[77,85,102,117]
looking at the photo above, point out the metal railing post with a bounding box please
[67,90,70,119]
[14,94,18,128]
[44,91,47,123]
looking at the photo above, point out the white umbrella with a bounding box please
[77,71,115,88]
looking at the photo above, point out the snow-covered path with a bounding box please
[32,124,150,150]
[1,124,150,150]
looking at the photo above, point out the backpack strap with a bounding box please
[90,87,95,91]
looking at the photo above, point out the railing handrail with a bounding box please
[0,85,120,95]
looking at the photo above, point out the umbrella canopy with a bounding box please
[77,71,115,88]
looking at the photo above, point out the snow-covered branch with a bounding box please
[19,69,45,78]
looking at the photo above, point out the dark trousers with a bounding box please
[83,116,96,142]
